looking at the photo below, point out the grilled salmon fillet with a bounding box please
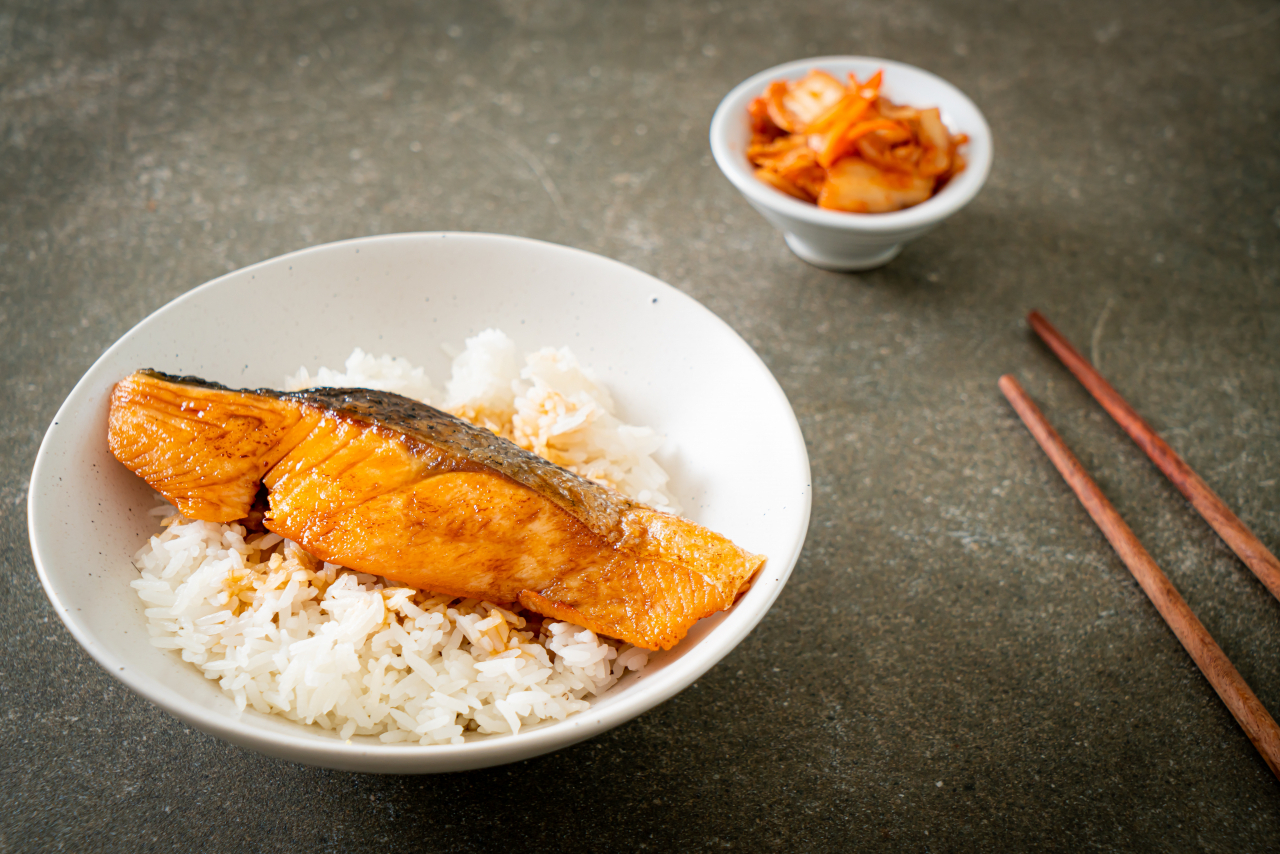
[108,370,764,650]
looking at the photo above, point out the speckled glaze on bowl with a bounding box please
[27,232,812,774]
[710,56,993,271]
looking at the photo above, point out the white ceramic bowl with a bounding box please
[27,233,811,774]
[710,56,993,271]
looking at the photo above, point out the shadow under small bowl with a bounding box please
[710,56,993,271]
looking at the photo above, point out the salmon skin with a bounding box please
[108,369,765,650]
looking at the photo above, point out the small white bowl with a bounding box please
[27,233,811,774]
[710,56,993,271]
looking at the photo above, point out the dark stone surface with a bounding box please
[2,0,1278,851]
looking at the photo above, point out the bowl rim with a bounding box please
[709,55,993,233]
[27,231,813,773]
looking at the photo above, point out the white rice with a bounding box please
[131,330,673,744]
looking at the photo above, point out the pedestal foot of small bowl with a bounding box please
[783,233,903,271]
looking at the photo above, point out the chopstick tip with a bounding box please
[998,374,1026,405]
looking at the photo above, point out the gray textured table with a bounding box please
[3,1,1278,851]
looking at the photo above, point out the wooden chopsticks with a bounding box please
[1028,310,1280,603]
[999,375,1280,780]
